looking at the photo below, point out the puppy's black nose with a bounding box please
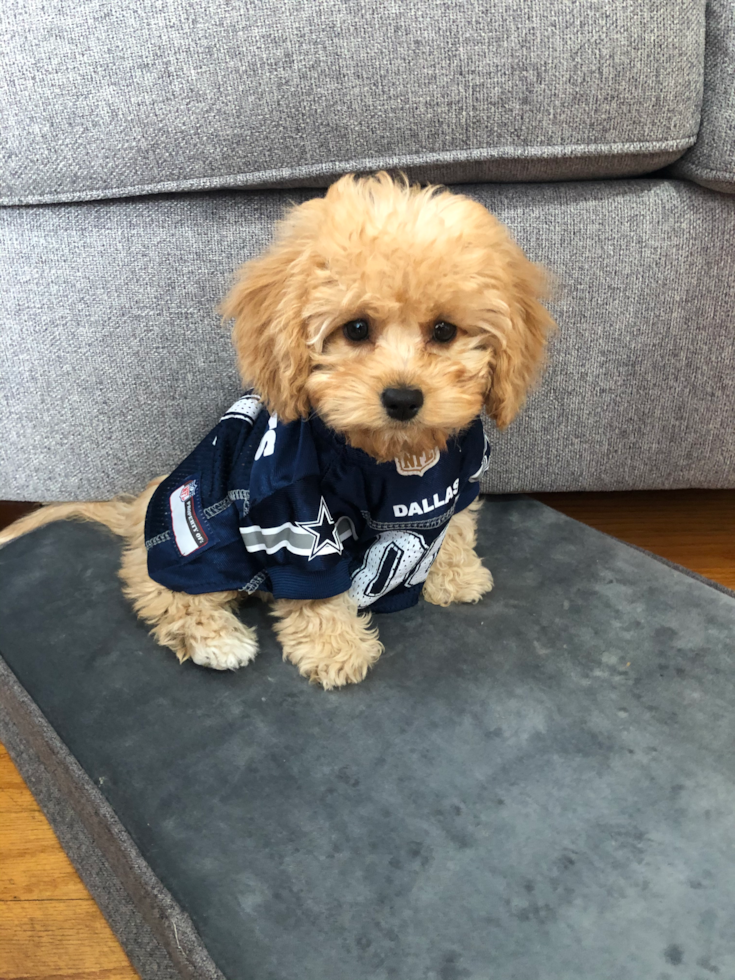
[381,387,424,421]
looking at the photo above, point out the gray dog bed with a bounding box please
[1,497,734,980]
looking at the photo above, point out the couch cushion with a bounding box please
[1,180,734,499]
[671,0,735,193]
[1,0,704,205]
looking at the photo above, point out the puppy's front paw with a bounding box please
[273,595,383,690]
[423,558,494,607]
[298,631,384,690]
[187,619,259,671]
[421,505,494,607]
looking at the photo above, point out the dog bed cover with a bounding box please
[145,394,490,612]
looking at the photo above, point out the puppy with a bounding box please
[1,174,554,689]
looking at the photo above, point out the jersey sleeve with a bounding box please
[145,395,268,594]
[242,479,354,600]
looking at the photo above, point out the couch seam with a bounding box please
[675,160,735,179]
[0,136,697,207]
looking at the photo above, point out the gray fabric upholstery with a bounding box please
[671,0,735,193]
[1,179,733,499]
[1,499,735,980]
[0,0,704,205]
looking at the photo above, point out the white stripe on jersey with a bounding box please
[220,394,263,423]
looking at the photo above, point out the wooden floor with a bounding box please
[534,489,735,589]
[0,490,733,979]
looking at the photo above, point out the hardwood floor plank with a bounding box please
[0,746,41,815]
[0,899,138,979]
[0,501,40,530]
[533,489,735,589]
[0,752,140,980]
[0,810,92,901]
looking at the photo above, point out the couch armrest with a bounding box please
[672,0,735,193]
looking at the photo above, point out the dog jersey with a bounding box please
[145,394,490,612]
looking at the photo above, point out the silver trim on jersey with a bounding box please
[240,514,356,558]
[360,503,457,532]
[145,530,171,551]
[203,496,234,520]
[239,570,268,593]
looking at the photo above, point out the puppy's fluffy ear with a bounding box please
[485,249,555,430]
[219,207,321,422]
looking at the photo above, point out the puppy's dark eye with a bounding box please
[343,319,370,342]
[432,320,457,343]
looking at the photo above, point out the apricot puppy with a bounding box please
[0,174,554,689]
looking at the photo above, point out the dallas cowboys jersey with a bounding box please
[145,394,490,613]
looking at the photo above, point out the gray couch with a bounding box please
[1,0,734,500]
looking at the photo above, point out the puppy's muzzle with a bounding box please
[381,386,423,421]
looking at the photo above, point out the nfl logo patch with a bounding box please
[394,448,440,477]
[179,480,197,502]
[170,479,207,556]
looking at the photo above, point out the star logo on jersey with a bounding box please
[297,497,343,560]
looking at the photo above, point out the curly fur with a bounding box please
[1,173,554,687]
[220,173,553,459]
[422,499,493,607]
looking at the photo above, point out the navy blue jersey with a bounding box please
[145,394,490,613]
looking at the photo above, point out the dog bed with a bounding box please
[1,497,734,980]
